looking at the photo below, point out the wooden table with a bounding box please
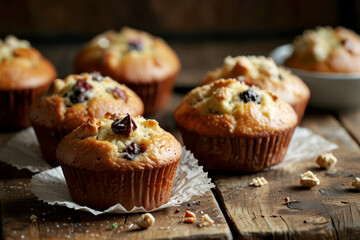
[1,40,360,239]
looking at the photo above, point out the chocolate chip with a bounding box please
[90,72,104,82]
[278,73,283,80]
[341,39,353,52]
[106,87,128,102]
[111,114,137,137]
[122,142,143,160]
[239,88,261,104]
[69,79,94,104]
[128,38,143,51]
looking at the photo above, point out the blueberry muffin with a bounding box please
[174,79,297,172]
[203,56,310,124]
[56,113,182,211]
[0,35,56,128]
[285,26,360,73]
[30,72,144,166]
[74,27,181,115]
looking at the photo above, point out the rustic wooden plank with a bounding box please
[338,108,360,146]
[1,178,231,240]
[214,114,360,239]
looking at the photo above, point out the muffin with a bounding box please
[203,56,310,124]
[30,72,144,166]
[74,27,181,115]
[56,113,182,211]
[174,79,297,172]
[0,35,56,128]
[284,26,360,73]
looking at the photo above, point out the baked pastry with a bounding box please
[0,35,56,128]
[203,56,310,123]
[74,27,181,115]
[30,72,144,166]
[174,79,297,172]
[56,113,182,211]
[284,26,360,73]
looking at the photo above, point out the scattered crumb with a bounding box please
[249,177,268,187]
[284,197,290,203]
[300,171,320,188]
[316,152,337,169]
[175,209,180,213]
[135,213,155,229]
[198,214,215,228]
[30,214,37,223]
[352,177,360,190]
[184,210,196,223]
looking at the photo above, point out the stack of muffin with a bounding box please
[9,25,355,209]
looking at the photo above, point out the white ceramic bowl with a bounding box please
[269,44,360,109]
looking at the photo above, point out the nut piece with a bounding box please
[352,177,360,190]
[198,214,215,227]
[184,210,196,223]
[135,213,155,229]
[30,214,37,223]
[300,171,320,188]
[316,152,337,169]
[249,177,268,187]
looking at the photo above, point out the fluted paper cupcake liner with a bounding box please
[31,147,215,215]
[0,84,50,128]
[126,74,176,115]
[179,127,296,172]
[60,159,179,211]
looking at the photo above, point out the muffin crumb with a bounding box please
[30,214,37,223]
[249,177,268,187]
[352,177,360,190]
[135,213,155,229]
[184,210,196,223]
[198,214,215,228]
[316,152,337,169]
[300,171,320,188]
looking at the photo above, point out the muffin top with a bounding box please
[74,27,180,83]
[0,35,56,90]
[203,56,310,106]
[175,79,297,137]
[285,26,360,73]
[30,73,144,133]
[56,113,182,171]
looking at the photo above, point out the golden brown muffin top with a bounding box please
[56,113,182,171]
[203,56,310,106]
[74,27,180,83]
[29,73,144,133]
[0,35,56,90]
[175,79,297,137]
[285,26,360,73]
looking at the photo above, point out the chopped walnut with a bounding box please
[316,152,337,169]
[249,177,268,187]
[135,213,155,229]
[198,214,215,228]
[184,210,196,223]
[352,177,360,190]
[30,214,37,223]
[300,171,320,188]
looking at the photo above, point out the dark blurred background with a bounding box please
[0,0,358,84]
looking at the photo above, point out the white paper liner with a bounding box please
[0,128,51,172]
[272,127,338,169]
[0,127,338,173]
[31,147,215,215]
